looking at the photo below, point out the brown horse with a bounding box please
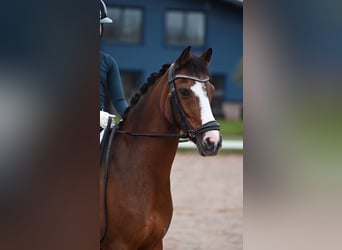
[100,46,222,250]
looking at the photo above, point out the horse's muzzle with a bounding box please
[196,134,222,156]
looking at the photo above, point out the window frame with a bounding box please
[119,70,142,101]
[164,8,207,48]
[103,5,144,45]
[210,74,226,118]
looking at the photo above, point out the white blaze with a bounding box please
[191,81,221,144]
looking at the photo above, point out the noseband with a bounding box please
[116,63,220,142]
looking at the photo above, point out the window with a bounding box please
[103,71,141,115]
[210,75,225,118]
[103,7,143,43]
[165,10,205,46]
[120,71,141,101]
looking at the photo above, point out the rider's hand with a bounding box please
[100,110,116,129]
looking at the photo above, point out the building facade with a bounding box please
[101,0,242,119]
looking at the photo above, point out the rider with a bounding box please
[99,0,128,135]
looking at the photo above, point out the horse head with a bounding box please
[164,46,222,156]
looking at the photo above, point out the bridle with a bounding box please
[116,63,220,142]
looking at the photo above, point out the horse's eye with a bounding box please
[179,88,190,97]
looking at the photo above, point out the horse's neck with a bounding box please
[122,80,177,135]
[116,82,180,178]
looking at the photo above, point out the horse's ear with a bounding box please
[201,48,213,65]
[175,46,191,65]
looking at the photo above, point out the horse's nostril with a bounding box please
[203,138,215,151]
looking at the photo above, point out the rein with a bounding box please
[115,130,189,140]
[100,119,116,243]
[116,63,220,142]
